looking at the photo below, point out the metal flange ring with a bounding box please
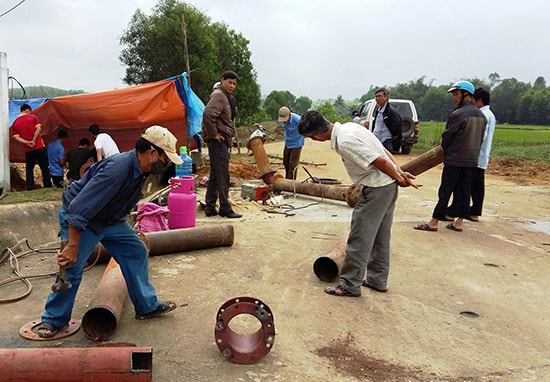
[214,296,275,364]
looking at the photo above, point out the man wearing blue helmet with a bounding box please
[414,80,486,232]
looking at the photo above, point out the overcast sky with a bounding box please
[1,0,549,101]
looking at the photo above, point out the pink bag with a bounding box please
[136,202,169,233]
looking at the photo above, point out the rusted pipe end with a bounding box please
[246,136,264,150]
[345,184,363,208]
[214,296,276,364]
[260,171,277,185]
[82,306,118,341]
[313,256,340,282]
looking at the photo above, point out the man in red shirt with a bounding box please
[11,104,52,190]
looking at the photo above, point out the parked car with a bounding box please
[352,99,419,154]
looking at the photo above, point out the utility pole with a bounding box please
[180,14,191,85]
[0,52,10,193]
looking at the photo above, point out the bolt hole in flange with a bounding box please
[214,296,275,364]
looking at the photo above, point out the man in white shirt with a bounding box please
[298,111,419,297]
[89,124,120,161]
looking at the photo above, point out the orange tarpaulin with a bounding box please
[9,79,190,163]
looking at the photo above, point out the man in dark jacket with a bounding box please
[201,70,242,219]
[372,88,402,153]
[414,80,486,232]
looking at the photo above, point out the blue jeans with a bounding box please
[41,207,160,328]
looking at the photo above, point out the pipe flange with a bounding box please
[214,296,275,364]
[20,319,81,341]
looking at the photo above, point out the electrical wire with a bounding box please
[8,75,27,99]
[0,0,26,19]
[0,237,101,304]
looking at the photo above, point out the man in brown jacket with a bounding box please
[201,70,242,219]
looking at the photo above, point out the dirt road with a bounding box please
[1,140,549,381]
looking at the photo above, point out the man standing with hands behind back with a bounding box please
[201,70,242,219]
[11,103,52,190]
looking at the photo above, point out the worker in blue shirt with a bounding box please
[278,106,304,179]
[34,125,182,338]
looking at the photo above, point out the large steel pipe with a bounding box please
[313,238,347,282]
[401,145,443,176]
[89,224,235,264]
[0,346,152,382]
[82,258,128,341]
[246,136,276,184]
[272,174,350,201]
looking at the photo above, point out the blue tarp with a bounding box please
[171,72,205,138]
[8,98,49,126]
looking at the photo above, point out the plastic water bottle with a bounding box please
[175,146,193,177]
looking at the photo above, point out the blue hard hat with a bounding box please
[447,80,475,95]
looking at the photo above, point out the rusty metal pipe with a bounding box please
[215,296,276,364]
[0,346,152,381]
[146,224,234,255]
[82,258,127,341]
[313,238,347,282]
[246,137,276,184]
[89,224,235,264]
[401,145,443,176]
[272,175,349,201]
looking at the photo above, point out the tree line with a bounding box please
[11,0,549,127]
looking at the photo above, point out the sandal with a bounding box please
[34,322,58,338]
[324,285,360,297]
[446,223,463,232]
[413,223,438,232]
[135,300,177,320]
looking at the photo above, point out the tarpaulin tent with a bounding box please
[9,73,204,163]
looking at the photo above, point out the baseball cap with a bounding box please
[278,106,290,122]
[141,125,183,164]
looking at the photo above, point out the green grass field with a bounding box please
[414,122,550,162]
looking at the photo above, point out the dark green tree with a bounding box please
[492,78,530,124]
[119,0,261,122]
[488,72,501,88]
[418,86,453,121]
[263,90,296,120]
[529,89,550,125]
[533,76,547,90]
[293,96,312,115]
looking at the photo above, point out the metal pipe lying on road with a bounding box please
[272,174,350,202]
[82,258,128,341]
[0,346,152,382]
[312,238,347,282]
[89,224,235,264]
[82,225,235,340]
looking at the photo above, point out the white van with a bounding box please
[352,99,419,154]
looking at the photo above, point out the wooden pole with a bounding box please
[180,14,191,85]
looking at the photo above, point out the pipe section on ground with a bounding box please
[313,238,347,282]
[89,224,235,264]
[215,296,275,364]
[272,174,350,202]
[82,258,128,341]
[0,346,152,382]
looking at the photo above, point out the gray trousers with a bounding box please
[339,182,398,294]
